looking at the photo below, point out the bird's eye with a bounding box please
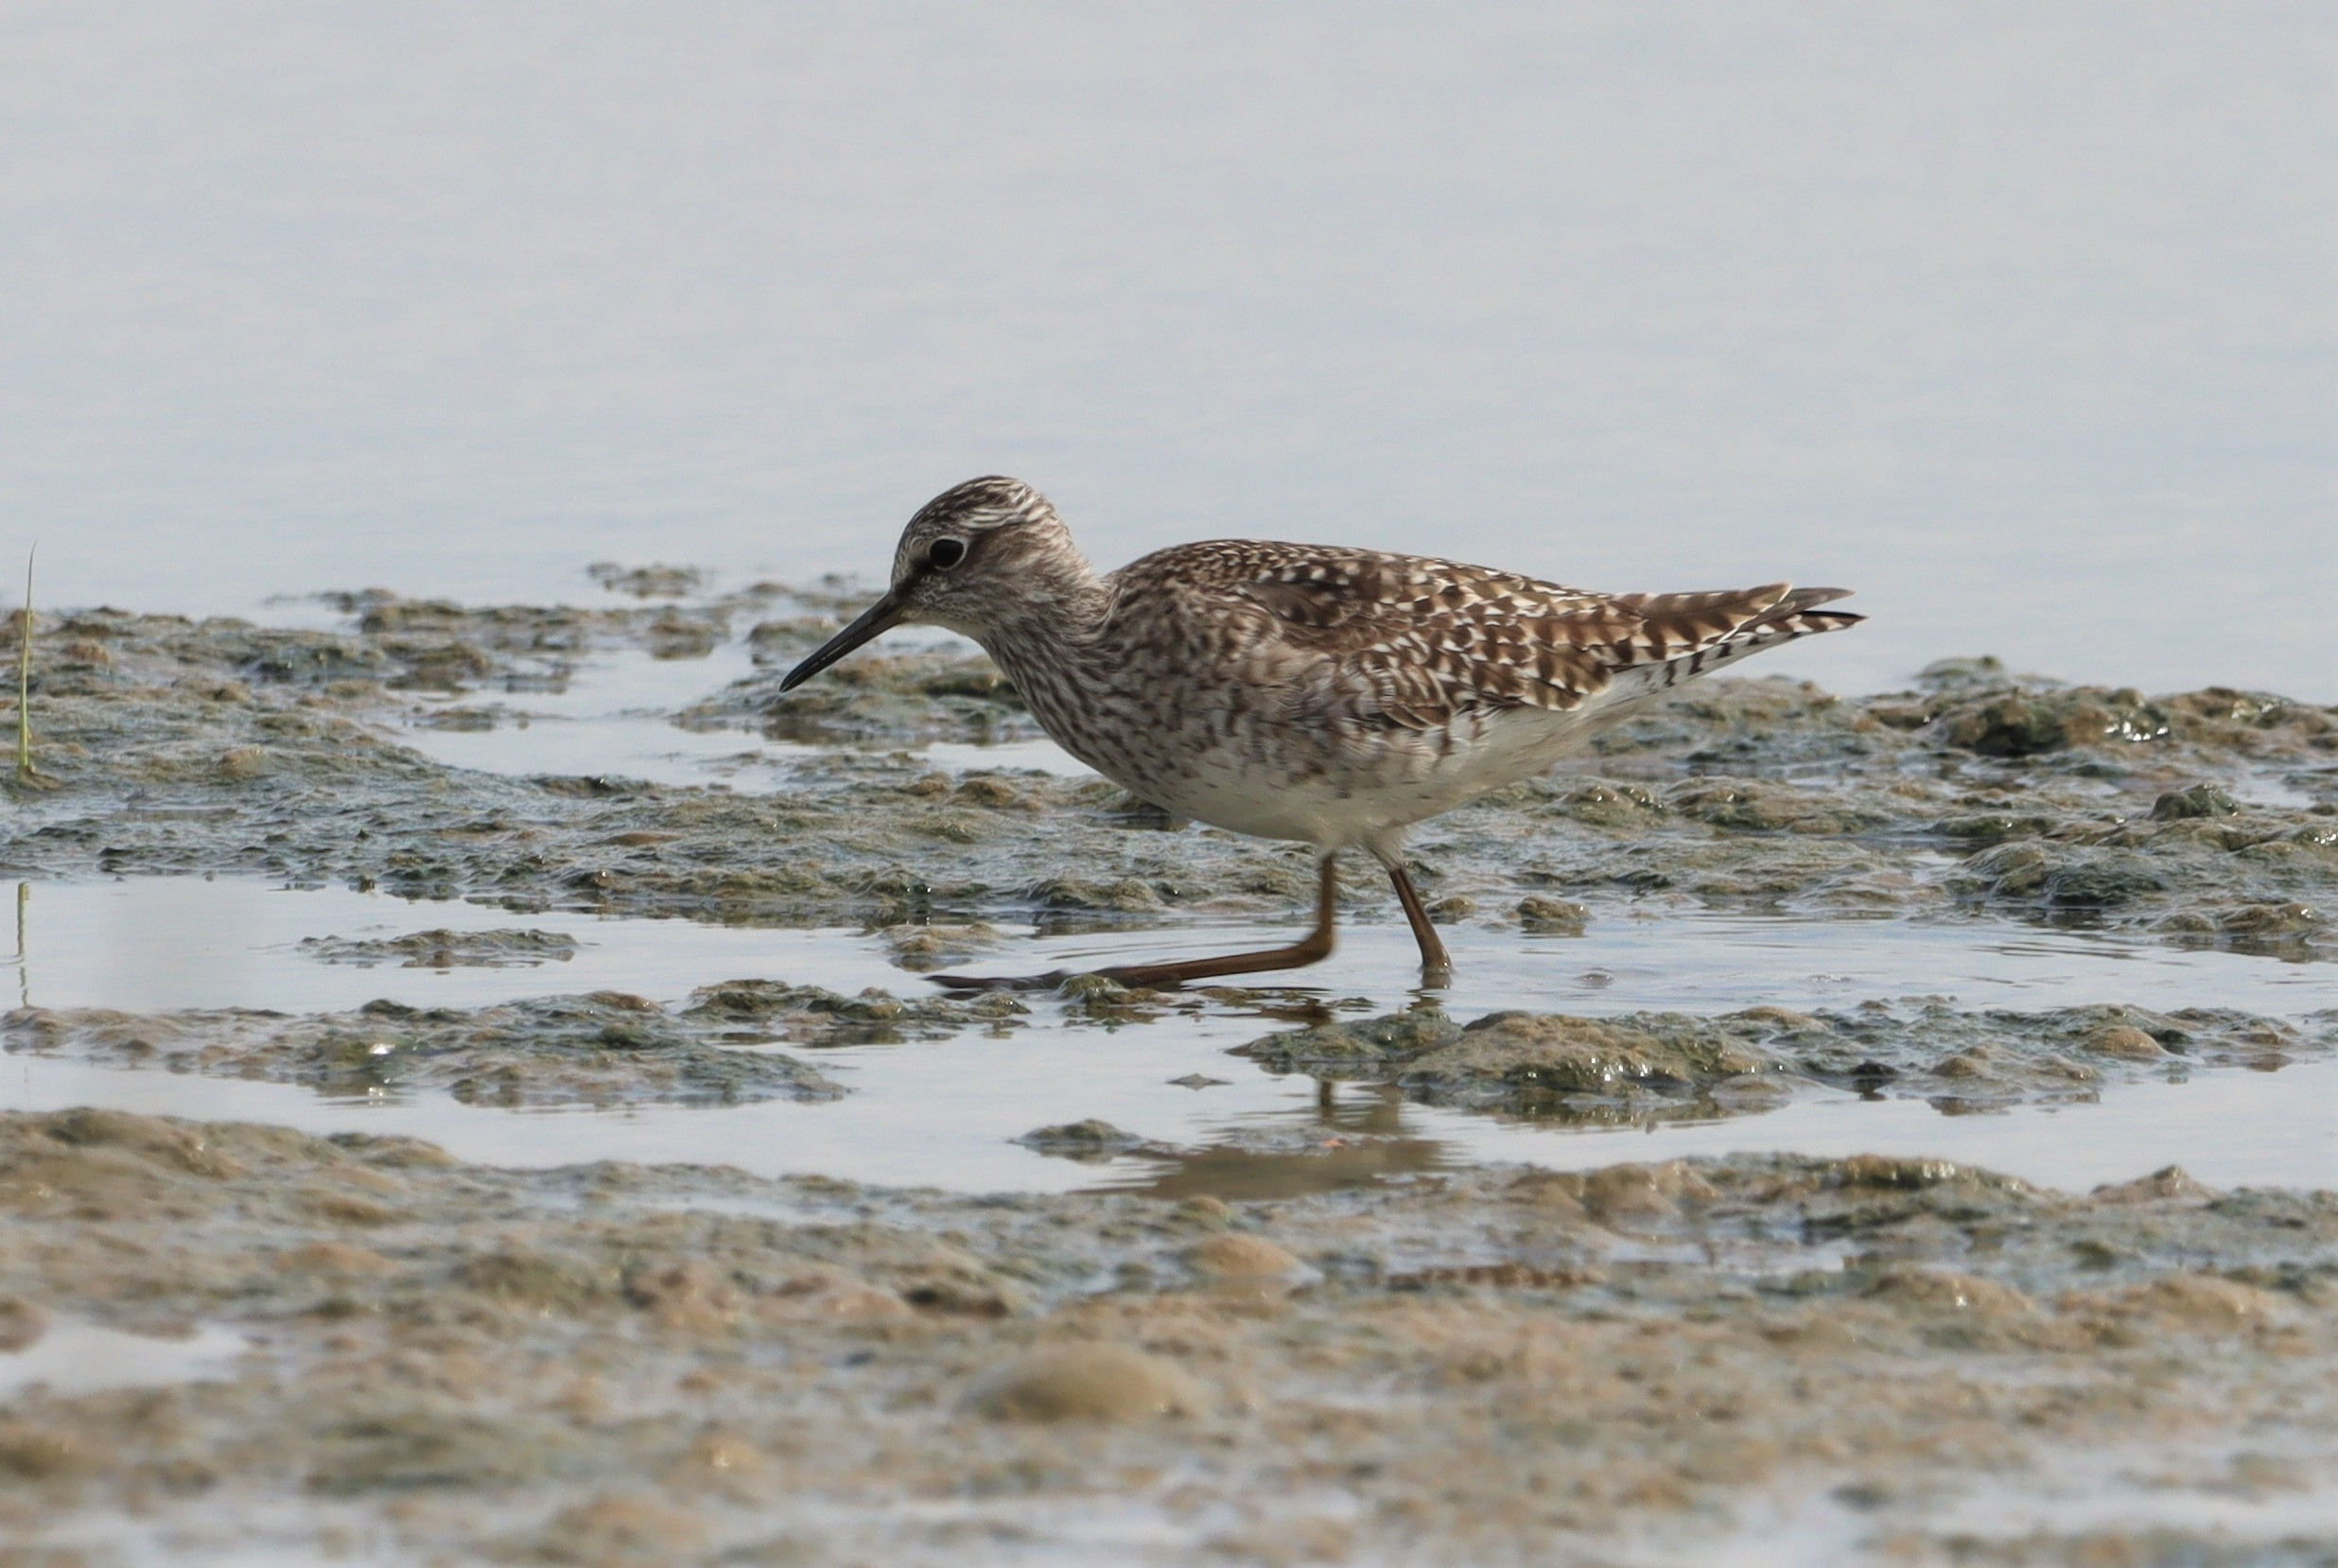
[927,537,968,571]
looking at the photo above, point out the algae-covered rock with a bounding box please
[1934,688,2172,756]
[682,978,1027,1040]
[1513,896,1589,932]
[0,968,1044,1112]
[1238,1007,1466,1071]
[1665,776,1897,834]
[1945,802,2338,953]
[882,920,1009,969]
[1240,1005,1784,1113]
[298,928,580,967]
[1895,672,2332,764]
[1236,1001,2333,1116]
[1256,1007,1785,1117]
[2152,783,2242,820]
[1402,1011,1779,1107]
[2,993,848,1108]
[1014,1120,1151,1161]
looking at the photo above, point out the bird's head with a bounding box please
[780,477,1083,690]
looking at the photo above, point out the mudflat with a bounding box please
[0,586,2331,1564]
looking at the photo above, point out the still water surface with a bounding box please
[4,876,2329,1195]
[4,4,2331,697]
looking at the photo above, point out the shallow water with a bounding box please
[5,876,2329,1195]
[17,875,2328,1019]
[0,1318,248,1400]
[26,1044,2323,1199]
[392,641,1086,787]
[6,5,2332,698]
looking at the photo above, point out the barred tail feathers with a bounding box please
[1592,584,1862,706]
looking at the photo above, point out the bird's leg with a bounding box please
[927,854,1340,991]
[1378,854,1455,987]
[1092,853,1340,987]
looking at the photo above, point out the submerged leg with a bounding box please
[929,854,1340,991]
[1376,850,1455,987]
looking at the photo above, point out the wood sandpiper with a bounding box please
[782,477,1861,988]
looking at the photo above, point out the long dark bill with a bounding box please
[778,587,910,691]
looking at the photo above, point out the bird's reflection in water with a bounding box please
[1100,1083,1456,1202]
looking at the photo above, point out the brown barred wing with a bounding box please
[1120,540,1860,732]
[1203,545,1649,726]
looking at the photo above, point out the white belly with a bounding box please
[1097,704,1601,851]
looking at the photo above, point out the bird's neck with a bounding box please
[964,560,1119,732]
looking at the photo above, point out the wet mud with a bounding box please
[1,601,2329,961]
[298,928,583,968]
[3,590,2333,1564]
[1237,999,2337,1119]
[0,1109,2331,1565]
[1,977,1038,1109]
